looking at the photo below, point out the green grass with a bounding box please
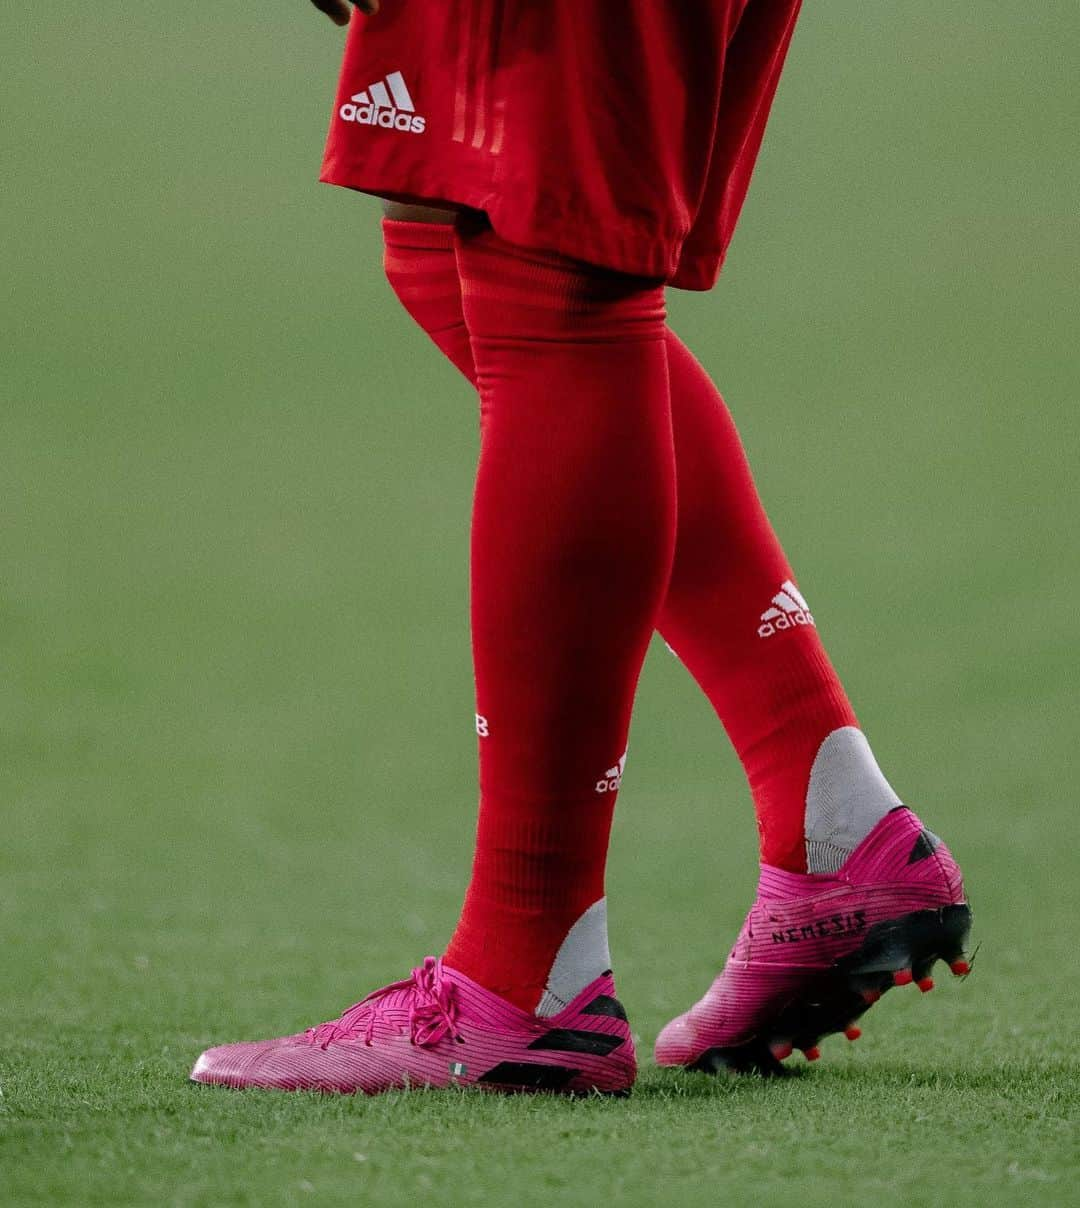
[2,3,1078,1205]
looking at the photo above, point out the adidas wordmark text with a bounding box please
[758,579,815,639]
[339,71,426,134]
[595,752,627,795]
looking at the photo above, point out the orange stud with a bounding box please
[862,988,882,1005]
[949,959,970,976]
[804,1046,821,1062]
[917,976,934,993]
[771,1042,793,1061]
[844,1025,862,1041]
[893,969,914,986]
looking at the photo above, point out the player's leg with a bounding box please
[191,211,673,1096]
[650,340,970,1074]
[654,2,970,1072]
[444,218,676,1015]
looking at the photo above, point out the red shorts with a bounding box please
[321,0,802,290]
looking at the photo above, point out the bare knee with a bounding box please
[381,200,460,224]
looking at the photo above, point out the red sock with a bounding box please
[656,335,857,871]
[382,219,476,380]
[382,223,878,883]
[440,224,676,1010]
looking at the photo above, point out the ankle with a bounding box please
[445,898,612,1015]
[803,727,901,873]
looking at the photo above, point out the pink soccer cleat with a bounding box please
[655,808,972,1076]
[191,958,635,1096]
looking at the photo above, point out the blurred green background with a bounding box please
[2,3,1077,1205]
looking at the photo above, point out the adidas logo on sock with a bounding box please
[595,752,627,794]
[338,71,426,134]
[758,579,815,639]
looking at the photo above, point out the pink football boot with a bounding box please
[655,808,972,1075]
[191,958,635,1095]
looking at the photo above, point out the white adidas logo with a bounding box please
[758,579,816,639]
[595,751,627,795]
[338,70,426,134]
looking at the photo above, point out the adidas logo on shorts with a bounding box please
[338,70,426,134]
[758,579,816,639]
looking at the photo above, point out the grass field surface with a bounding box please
[2,3,1078,1205]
